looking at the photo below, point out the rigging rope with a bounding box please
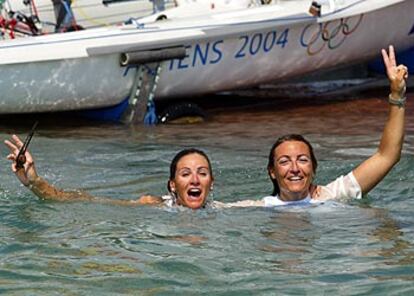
[30,0,40,20]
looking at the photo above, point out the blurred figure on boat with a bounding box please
[308,1,321,16]
[52,0,81,32]
[150,0,166,13]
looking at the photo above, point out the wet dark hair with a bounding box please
[267,134,318,196]
[167,148,213,192]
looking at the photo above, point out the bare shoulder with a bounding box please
[310,184,329,201]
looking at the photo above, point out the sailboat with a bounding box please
[0,0,412,122]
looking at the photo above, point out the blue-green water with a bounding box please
[0,95,414,295]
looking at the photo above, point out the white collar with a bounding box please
[277,195,312,205]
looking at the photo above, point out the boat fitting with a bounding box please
[120,46,186,66]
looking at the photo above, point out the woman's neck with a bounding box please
[278,189,309,202]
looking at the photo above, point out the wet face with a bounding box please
[269,140,314,201]
[169,153,213,209]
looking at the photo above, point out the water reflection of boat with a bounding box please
[0,0,413,121]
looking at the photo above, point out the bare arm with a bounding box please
[4,134,162,206]
[353,45,408,195]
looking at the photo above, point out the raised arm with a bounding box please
[4,134,162,206]
[353,45,408,195]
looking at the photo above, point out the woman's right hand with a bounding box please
[4,135,38,186]
[382,45,409,97]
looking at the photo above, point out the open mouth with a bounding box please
[187,188,202,199]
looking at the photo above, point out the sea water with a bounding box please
[0,93,413,295]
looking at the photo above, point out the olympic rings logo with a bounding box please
[300,14,364,56]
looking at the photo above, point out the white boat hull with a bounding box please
[0,0,413,114]
[0,55,132,113]
[157,2,414,98]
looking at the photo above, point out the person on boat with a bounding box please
[4,142,214,209]
[221,44,408,207]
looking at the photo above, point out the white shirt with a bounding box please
[262,171,362,207]
[262,194,319,207]
[160,172,362,208]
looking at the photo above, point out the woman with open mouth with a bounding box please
[4,46,409,209]
[4,140,216,209]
